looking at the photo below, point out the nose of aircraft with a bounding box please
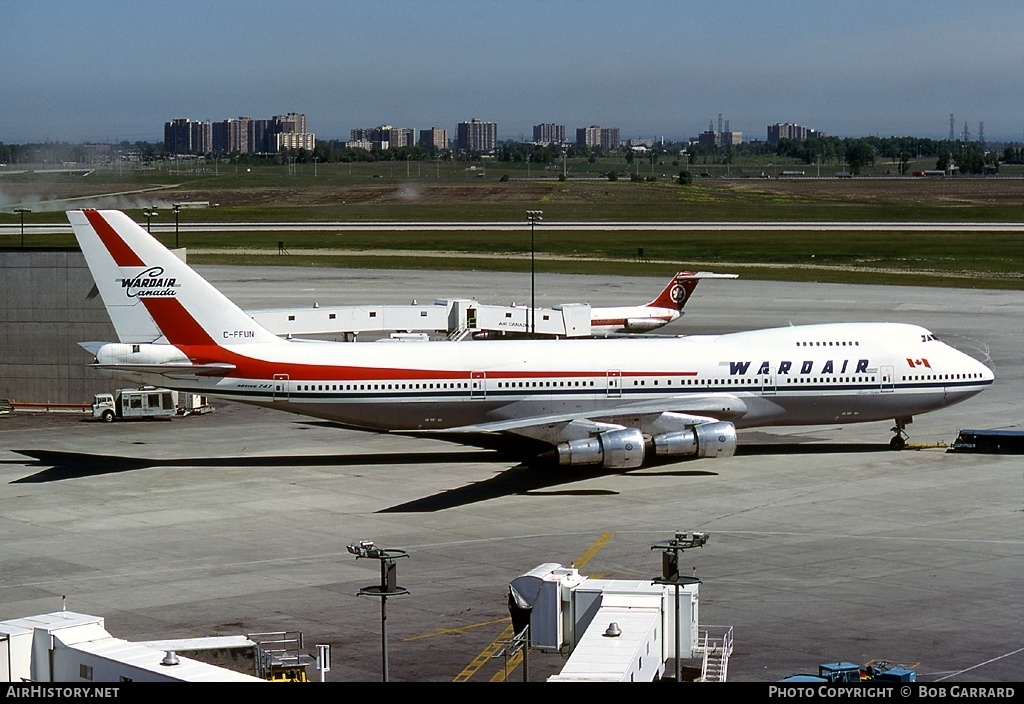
[980,359,995,383]
[959,346,995,386]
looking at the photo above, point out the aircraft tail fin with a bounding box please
[645,271,737,311]
[68,209,281,347]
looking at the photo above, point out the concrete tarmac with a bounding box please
[1,270,1021,683]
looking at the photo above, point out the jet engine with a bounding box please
[651,421,737,459]
[622,318,667,332]
[555,428,646,469]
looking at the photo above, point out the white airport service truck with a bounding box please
[92,387,178,422]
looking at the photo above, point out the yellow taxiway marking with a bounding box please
[404,618,509,642]
[454,532,616,683]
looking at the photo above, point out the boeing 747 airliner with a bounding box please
[69,209,993,468]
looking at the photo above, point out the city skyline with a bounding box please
[4,0,1022,145]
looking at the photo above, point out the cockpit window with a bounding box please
[921,333,937,342]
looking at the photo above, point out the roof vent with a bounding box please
[603,622,622,637]
[161,651,180,666]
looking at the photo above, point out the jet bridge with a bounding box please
[508,562,730,682]
[247,299,593,340]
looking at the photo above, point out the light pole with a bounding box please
[652,531,708,682]
[172,204,181,248]
[526,210,543,336]
[143,208,158,234]
[348,540,409,682]
[14,208,30,247]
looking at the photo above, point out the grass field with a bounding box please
[2,162,1022,289]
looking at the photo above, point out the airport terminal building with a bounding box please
[1,248,118,406]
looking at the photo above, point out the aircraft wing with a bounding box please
[430,393,748,437]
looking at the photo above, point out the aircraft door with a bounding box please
[880,365,894,393]
[761,370,777,396]
[273,373,290,401]
[471,371,486,399]
[606,369,622,398]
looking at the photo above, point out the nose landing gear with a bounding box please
[890,417,912,450]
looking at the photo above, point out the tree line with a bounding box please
[2,136,1018,175]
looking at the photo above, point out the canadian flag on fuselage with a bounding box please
[907,358,931,368]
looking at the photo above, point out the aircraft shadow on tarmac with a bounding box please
[8,440,891,512]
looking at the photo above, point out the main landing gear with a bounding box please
[890,417,911,450]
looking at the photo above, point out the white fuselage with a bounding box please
[106,322,993,433]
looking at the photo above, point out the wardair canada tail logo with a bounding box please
[119,266,179,298]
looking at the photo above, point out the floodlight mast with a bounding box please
[14,208,31,247]
[348,540,410,682]
[143,208,158,234]
[526,211,543,335]
[652,530,708,682]
[171,204,180,248]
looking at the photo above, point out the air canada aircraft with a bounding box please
[69,209,994,468]
[589,270,738,334]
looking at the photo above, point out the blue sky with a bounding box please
[3,0,1022,144]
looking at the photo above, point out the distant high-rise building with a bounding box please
[533,123,566,144]
[720,131,743,146]
[575,125,620,150]
[164,118,211,155]
[419,127,448,151]
[249,119,274,153]
[272,113,314,152]
[275,113,308,134]
[390,127,414,149]
[457,119,497,152]
[576,125,602,148]
[181,113,312,154]
[600,127,620,150]
[350,125,411,151]
[211,116,252,154]
[698,129,718,147]
[164,118,190,154]
[276,132,316,151]
[766,123,824,144]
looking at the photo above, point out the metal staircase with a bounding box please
[447,323,471,341]
[696,625,733,682]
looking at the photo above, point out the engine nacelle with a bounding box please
[651,421,737,459]
[556,428,646,469]
[622,318,667,332]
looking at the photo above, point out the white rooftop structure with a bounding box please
[0,611,264,682]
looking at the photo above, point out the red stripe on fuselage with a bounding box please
[172,344,699,382]
[83,210,145,267]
